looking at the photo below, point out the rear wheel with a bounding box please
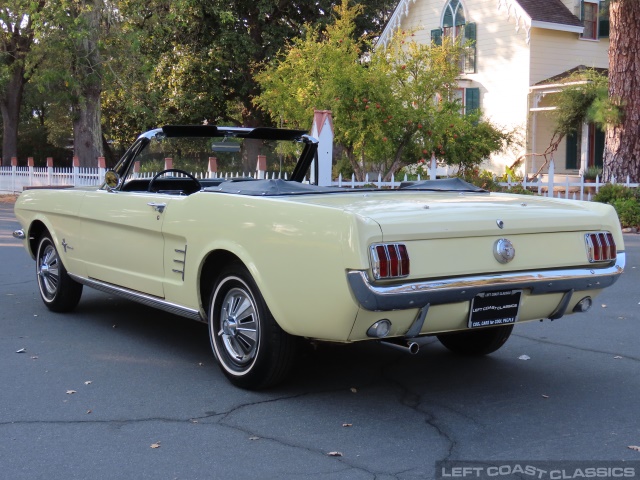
[208,263,296,389]
[36,234,83,312]
[437,324,514,356]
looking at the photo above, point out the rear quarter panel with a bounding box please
[161,192,382,341]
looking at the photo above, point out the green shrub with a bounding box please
[612,198,640,228]
[593,184,640,228]
[593,184,640,204]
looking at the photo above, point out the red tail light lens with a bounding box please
[585,232,616,263]
[370,243,410,279]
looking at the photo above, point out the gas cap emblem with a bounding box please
[493,238,515,264]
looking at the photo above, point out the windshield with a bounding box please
[122,133,304,183]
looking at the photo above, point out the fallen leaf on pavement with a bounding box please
[342,423,353,427]
[150,442,161,449]
[66,390,77,395]
[628,446,640,452]
[84,381,92,385]
[614,356,623,359]
[327,452,343,457]
[249,436,260,441]
[350,387,357,393]
[541,395,549,399]
[518,355,530,360]
[16,348,26,353]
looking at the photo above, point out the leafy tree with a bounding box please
[255,1,511,180]
[0,0,45,166]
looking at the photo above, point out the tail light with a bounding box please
[585,232,616,263]
[370,243,410,280]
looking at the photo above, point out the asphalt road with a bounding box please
[1,201,639,480]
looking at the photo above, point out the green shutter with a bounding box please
[465,22,476,42]
[464,23,477,73]
[431,28,442,46]
[566,132,578,169]
[465,88,480,115]
[599,0,609,37]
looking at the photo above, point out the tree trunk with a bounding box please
[72,0,103,168]
[603,0,640,182]
[0,5,42,166]
[0,67,24,166]
[73,87,103,168]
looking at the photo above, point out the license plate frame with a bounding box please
[468,290,522,329]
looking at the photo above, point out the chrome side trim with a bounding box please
[347,253,625,312]
[68,273,204,322]
[13,229,26,240]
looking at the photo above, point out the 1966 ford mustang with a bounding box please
[13,125,625,389]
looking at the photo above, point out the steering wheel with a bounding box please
[147,168,202,193]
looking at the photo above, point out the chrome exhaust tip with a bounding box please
[380,339,420,355]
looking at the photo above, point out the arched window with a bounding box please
[442,0,466,40]
[431,0,476,74]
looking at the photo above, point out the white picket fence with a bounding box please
[2,159,639,200]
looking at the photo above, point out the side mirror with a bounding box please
[104,170,121,191]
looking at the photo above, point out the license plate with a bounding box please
[468,290,522,328]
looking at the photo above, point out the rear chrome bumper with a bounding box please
[347,253,625,311]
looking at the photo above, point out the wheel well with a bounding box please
[199,250,244,314]
[27,221,48,257]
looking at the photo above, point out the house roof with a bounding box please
[377,0,584,47]
[515,0,582,28]
[535,65,608,85]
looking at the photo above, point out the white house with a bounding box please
[379,0,610,176]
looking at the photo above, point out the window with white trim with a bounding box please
[451,87,480,115]
[580,0,609,40]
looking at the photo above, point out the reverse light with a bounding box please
[573,297,593,313]
[370,243,410,280]
[585,232,616,263]
[367,319,392,338]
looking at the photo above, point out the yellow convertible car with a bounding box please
[13,126,624,389]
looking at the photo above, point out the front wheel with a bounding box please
[437,324,514,356]
[36,234,83,312]
[208,263,296,389]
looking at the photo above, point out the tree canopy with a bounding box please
[255,1,513,180]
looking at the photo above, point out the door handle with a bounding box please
[147,202,167,213]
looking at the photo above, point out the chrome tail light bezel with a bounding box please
[585,232,617,263]
[369,243,410,280]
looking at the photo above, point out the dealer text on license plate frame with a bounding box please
[468,290,522,329]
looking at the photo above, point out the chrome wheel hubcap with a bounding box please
[38,244,60,300]
[218,287,259,365]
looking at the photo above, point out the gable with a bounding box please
[379,0,584,47]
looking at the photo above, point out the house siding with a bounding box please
[386,0,608,176]
[395,0,532,173]
[529,28,609,85]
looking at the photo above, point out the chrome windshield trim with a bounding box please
[68,273,204,322]
[12,229,26,240]
[347,253,625,312]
